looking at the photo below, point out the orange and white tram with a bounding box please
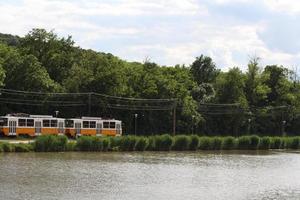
[0,113,122,137]
[65,117,122,137]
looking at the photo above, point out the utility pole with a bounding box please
[173,100,177,136]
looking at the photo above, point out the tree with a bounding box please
[20,28,77,84]
[216,68,248,107]
[0,43,58,92]
[245,57,270,106]
[190,55,218,84]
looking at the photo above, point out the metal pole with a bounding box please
[134,114,138,135]
[173,107,176,136]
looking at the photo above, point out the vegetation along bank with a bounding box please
[1,135,300,152]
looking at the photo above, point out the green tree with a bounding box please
[20,28,77,84]
[190,55,219,84]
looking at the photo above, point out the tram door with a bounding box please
[116,123,121,135]
[75,122,81,136]
[58,121,64,135]
[9,120,17,136]
[35,121,42,136]
[96,123,102,136]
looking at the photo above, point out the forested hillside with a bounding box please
[0,28,299,136]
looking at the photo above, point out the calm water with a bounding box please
[1,151,300,200]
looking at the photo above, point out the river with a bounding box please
[0,151,300,200]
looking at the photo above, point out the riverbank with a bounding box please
[1,134,300,152]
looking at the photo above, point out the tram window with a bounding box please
[27,119,34,127]
[90,121,96,128]
[0,118,8,126]
[83,121,89,128]
[110,122,116,129]
[43,120,50,127]
[51,120,57,127]
[103,122,109,128]
[65,120,74,128]
[18,119,26,127]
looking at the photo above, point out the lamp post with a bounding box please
[134,113,138,135]
[248,118,251,135]
[192,115,195,134]
[282,120,286,136]
[55,110,59,118]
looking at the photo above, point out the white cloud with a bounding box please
[264,0,300,15]
[0,0,299,70]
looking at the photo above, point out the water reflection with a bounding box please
[0,151,300,200]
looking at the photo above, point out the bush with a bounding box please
[285,137,300,149]
[2,142,15,152]
[119,136,137,151]
[249,135,260,150]
[271,137,283,149]
[222,136,236,150]
[66,141,76,151]
[76,136,93,151]
[259,137,271,150]
[199,137,211,150]
[110,137,121,150]
[189,135,199,150]
[155,134,173,151]
[211,137,222,150]
[146,136,156,151]
[238,136,251,150]
[0,143,3,152]
[102,137,110,151]
[172,135,190,151]
[14,143,32,152]
[35,135,68,152]
[91,137,103,151]
[135,137,149,151]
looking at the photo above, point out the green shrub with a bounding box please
[91,137,103,151]
[35,135,68,152]
[238,136,251,150]
[2,142,15,152]
[259,137,271,149]
[0,143,3,152]
[66,141,76,151]
[155,134,173,151]
[76,136,93,151]
[135,137,149,151]
[14,143,31,152]
[211,137,222,150]
[102,138,110,151]
[286,137,300,149]
[146,136,156,151]
[119,136,137,151]
[199,137,211,150]
[189,135,199,150]
[249,135,260,150]
[222,136,236,150]
[110,137,121,150]
[271,137,283,149]
[52,135,68,151]
[172,135,190,151]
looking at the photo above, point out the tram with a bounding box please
[0,113,122,137]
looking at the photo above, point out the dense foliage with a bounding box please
[2,135,300,152]
[1,29,300,136]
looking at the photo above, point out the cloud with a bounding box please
[0,0,299,70]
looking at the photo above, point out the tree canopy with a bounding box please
[0,28,300,136]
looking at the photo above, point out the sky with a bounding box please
[0,0,300,70]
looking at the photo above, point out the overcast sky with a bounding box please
[0,0,300,70]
